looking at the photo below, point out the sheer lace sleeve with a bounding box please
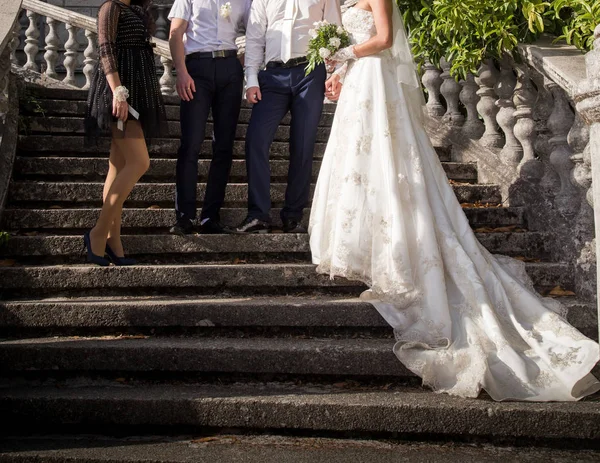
[97,0,121,75]
[333,62,348,83]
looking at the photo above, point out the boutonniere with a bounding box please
[220,2,232,19]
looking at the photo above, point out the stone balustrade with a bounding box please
[575,25,600,339]
[423,38,596,221]
[10,0,179,93]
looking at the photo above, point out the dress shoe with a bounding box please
[169,218,195,235]
[199,218,232,234]
[233,216,271,234]
[282,219,307,233]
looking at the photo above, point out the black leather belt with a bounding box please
[187,50,237,59]
[266,56,309,69]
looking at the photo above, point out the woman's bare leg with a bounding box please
[102,138,126,257]
[89,121,150,256]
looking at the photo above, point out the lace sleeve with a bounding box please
[333,63,348,83]
[97,1,121,75]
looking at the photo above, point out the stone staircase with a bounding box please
[0,85,599,460]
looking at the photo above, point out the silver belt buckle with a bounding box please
[212,50,227,58]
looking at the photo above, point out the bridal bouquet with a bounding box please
[305,21,350,76]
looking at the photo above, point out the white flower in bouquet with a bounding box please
[220,2,232,19]
[309,28,318,38]
[337,26,344,35]
[319,47,332,59]
[329,37,341,48]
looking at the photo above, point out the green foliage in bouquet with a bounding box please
[396,0,598,80]
[305,22,350,75]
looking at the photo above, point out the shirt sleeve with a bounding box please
[97,1,121,75]
[244,0,267,89]
[323,0,342,26]
[168,0,192,22]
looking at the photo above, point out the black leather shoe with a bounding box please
[169,218,195,235]
[282,219,307,233]
[233,216,271,234]
[199,218,231,234]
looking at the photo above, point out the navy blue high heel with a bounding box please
[83,231,110,266]
[105,243,137,266]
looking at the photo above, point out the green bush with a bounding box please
[397,0,598,79]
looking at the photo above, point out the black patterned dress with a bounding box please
[85,0,166,139]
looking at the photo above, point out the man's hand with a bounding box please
[176,70,196,102]
[325,74,342,101]
[246,86,262,104]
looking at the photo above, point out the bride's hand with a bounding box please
[325,74,342,101]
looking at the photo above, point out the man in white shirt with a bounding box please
[168,0,251,235]
[233,0,343,234]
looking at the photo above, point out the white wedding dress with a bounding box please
[309,5,600,401]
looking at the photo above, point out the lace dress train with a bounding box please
[309,6,600,401]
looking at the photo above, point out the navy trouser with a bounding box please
[175,54,244,222]
[246,63,326,223]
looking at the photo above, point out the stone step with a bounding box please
[4,435,599,463]
[17,136,452,161]
[7,182,502,206]
[0,262,574,294]
[0,337,410,377]
[1,296,594,339]
[21,98,336,126]
[20,116,333,143]
[13,157,478,183]
[1,382,599,441]
[2,232,549,260]
[0,206,527,230]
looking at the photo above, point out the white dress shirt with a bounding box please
[245,0,342,89]
[169,0,252,55]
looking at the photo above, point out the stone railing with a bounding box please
[0,0,22,223]
[576,26,600,340]
[11,0,178,94]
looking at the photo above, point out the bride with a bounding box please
[309,0,600,401]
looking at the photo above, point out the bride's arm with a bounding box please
[333,0,393,63]
[353,0,394,57]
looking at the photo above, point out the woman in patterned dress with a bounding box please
[84,0,166,266]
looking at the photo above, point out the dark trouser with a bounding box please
[246,63,326,223]
[175,54,244,222]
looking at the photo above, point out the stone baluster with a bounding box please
[9,20,20,66]
[62,23,79,87]
[531,72,554,159]
[160,56,176,96]
[439,58,464,127]
[459,73,484,139]
[548,83,579,217]
[574,24,600,341]
[495,55,521,166]
[513,68,543,181]
[23,10,39,71]
[569,112,592,206]
[421,62,444,118]
[475,60,503,148]
[82,30,98,90]
[43,17,60,79]
[155,5,169,40]
[0,40,11,122]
